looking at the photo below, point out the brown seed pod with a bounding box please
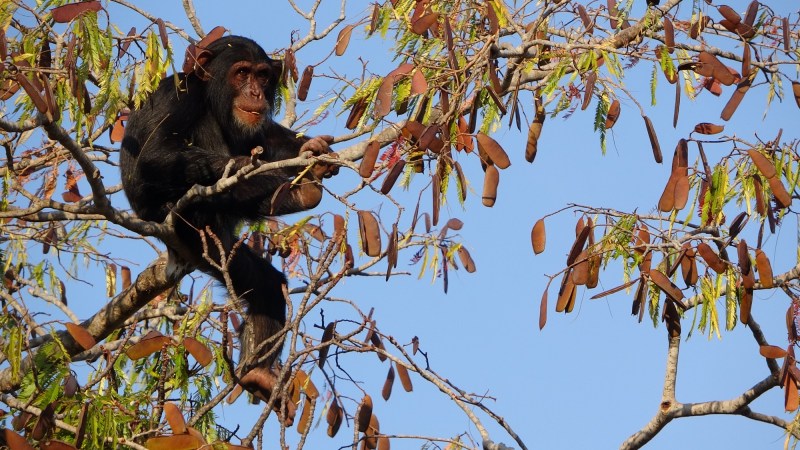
[482,165,499,207]
[605,99,620,129]
[642,115,662,163]
[696,242,726,273]
[380,160,406,195]
[357,210,382,257]
[582,72,596,111]
[556,274,577,313]
[539,289,548,330]
[359,141,380,178]
[747,149,777,179]
[663,17,675,53]
[742,43,751,78]
[326,399,343,437]
[792,82,800,109]
[649,269,684,302]
[737,239,752,276]
[721,78,751,121]
[718,5,741,25]
[457,246,476,273]
[335,25,354,56]
[658,173,678,212]
[526,96,546,162]
[297,65,314,101]
[694,123,724,135]
[577,4,593,34]
[476,133,511,169]
[767,176,792,209]
[356,395,373,433]
[531,218,546,254]
[754,249,774,288]
[680,243,699,287]
[752,175,766,216]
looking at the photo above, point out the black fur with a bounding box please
[120,36,324,370]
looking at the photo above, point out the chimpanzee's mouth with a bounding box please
[236,106,262,117]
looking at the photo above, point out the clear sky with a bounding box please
[46,1,800,449]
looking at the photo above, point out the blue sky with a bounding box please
[27,1,800,449]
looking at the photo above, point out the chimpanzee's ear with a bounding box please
[182,45,214,80]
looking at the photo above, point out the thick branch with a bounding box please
[0,257,177,393]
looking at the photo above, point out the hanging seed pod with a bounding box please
[357,211,381,257]
[356,395,373,433]
[359,141,380,178]
[482,165,499,207]
[696,242,726,273]
[680,243,699,287]
[694,123,724,135]
[642,115,662,163]
[581,72,596,110]
[721,78,751,121]
[297,65,314,101]
[605,99,620,129]
[663,17,675,53]
[457,246,476,273]
[335,25,354,56]
[531,218,546,254]
[754,249,774,288]
[476,133,511,169]
[747,149,777,179]
[380,160,406,195]
[718,5,741,24]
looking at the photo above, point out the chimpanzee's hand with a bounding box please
[300,135,338,179]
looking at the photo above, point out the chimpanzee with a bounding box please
[119,36,334,393]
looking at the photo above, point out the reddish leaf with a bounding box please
[51,1,102,23]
